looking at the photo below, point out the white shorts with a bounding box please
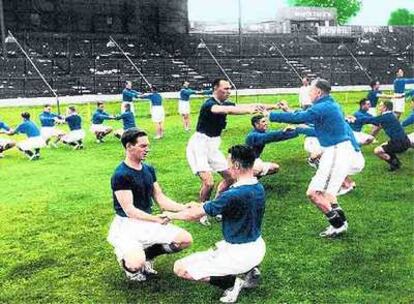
[353,131,373,145]
[107,215,184,262]
[304,137,322,155]
[178,100,190,115]
[178,237,266,280]
[121,102,135,114]
[41,127,64,140]
[308,141,361,196]
[17,136,46,151]
[348,151,365,176]
[392,97,405,113]
[367,107,377,116]
[253,158,272,176]
[0,138,14,147]
[90,124,111,133]
[151,106,165,123]
[408,132,414,145]
[62,129,85,143]
[186,132,228,174]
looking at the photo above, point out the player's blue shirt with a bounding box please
[179,88,196,101]
[367,89,381,108]
[203,179,265,244]
[356,111,407,140]
[401,110,414,128]
[269,95,350,148]
[92,109,112,124]
[65,114,82,131]
[15,120,40,138]
[122,88,140,102]
[349,109,372,132]
[394,78,414,94]
[111,162,157,217]
[39,111,61,127]
[141,92,163,106]
[0,121,10,131]
[245,128,298,158]
[196,97,235,137]
[296,125,360,151]
[115,110,136,130]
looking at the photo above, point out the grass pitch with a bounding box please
[0,92,413,303]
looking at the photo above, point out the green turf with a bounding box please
[0,92,413,303]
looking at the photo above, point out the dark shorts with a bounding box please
[382,137,411,155]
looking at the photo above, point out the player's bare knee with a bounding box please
[174,230,193,248]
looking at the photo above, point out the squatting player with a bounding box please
[90,102,115,143]
[0,119,16,158]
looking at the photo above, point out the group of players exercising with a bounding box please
[1,69,413,303]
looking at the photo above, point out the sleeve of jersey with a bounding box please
[269,108,317,124]
[401,113,414,127]
[14,124,24,134]
[111,173,133,191]
[265,130,298,143]
[356,115,382,126]
[405,79,414,85]
[0,122,10,131]
[203,192,232,217]
[148,166,157,183]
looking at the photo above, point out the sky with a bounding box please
[188,0,414,26]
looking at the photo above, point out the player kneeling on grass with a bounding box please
[348,98,375,145]
[7,112,45,160]
[107,128,193,282]
[113,103,137,139]
[164,145,266,304]
[246,114,298,177]
[0,119,16,158]
[61,106,85,150]
[39,104,66,148]
[90,102,115,143]
[349,100,411,171]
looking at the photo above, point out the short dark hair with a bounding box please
[251,114,264,127]
[44,104,51,108]
[97,101,104,107]
[383,100,393,111]
[124,103,131,111]
[21,112,30,119]
[68,106,76,112]
[212,78,228,90]
[359,98,369,108]
[228,144,256,170]
[313,78,331,94]
[121,128,147,148]
[369,80,378,89]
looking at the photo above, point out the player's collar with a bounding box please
[382,111,392,115]
[231,177,258,188]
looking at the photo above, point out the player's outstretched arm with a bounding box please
[163,204,206,222]
[211,103,262,115]
[153,182,188,212]
[115,189,169,224]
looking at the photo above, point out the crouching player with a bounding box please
[113,103,136,139]
[61,106,85,150]
[107,128,192,282]
[0,119,16,158]
[165,145,266,303]
[90,102,115,143]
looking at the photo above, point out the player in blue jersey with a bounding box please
[390,69,414,118]
[107,128,193,282]
[352,100,411,171]
[114,103,137,139]
[246,114,298,177]
[186,78,274,204]
[0,119,16,158]
[61,106,85,150]
[367,80,382,116]
[178,81,202,131]
[267,79,364,237]
[165,145,266,303]
[90,102,115,143]
[401,97,414,145]
[122,81,140,114]
[139,86,165,139]
[7,112,46,160]
[348,98,375,145]
[39,104,65,148]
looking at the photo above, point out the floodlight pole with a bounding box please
[108,36,151,88]
[200,38,238,103]
[340,43,372,81]
[0,0,6,58]
[7,31,61,113]
[271,43,303,81]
